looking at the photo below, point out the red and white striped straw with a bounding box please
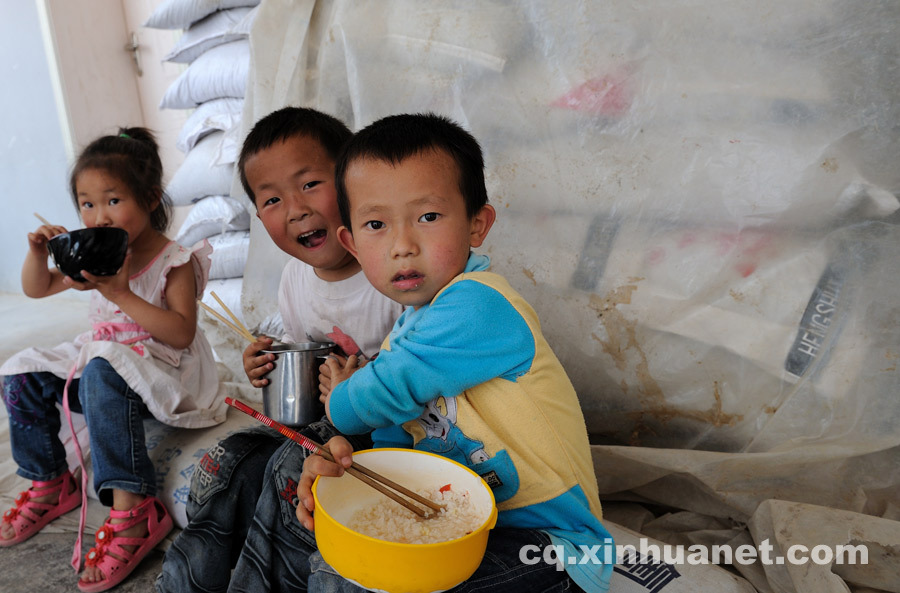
[224,397,320,455]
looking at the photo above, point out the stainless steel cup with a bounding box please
[261,342,335,427]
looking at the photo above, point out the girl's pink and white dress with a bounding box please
[0,241,227,428]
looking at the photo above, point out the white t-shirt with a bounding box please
[278,258,404,358]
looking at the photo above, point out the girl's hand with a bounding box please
[22,224,70,298]
[27,224,67,255]
[68,250,133,303]
[295,436,354,531]
[243,336,276,387]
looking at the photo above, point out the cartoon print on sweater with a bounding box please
[326,326,364,358]
[406,396,519,503]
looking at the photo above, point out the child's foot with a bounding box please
[77,495,173,593]
[78,496,148,584]
[0,471,81,546]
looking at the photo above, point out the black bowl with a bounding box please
[47,227,129,283]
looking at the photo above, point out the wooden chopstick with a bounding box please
[225,397,445,519]
[197,300,256,343]
[308,439,446,518]
[209,290,255,341]
[33,212,53,226]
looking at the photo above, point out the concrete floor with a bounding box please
[0,292,167,592]
[0,532,165,593]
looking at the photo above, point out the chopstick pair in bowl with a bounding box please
[225,397,445,519]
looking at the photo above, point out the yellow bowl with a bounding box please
[313,448,497,593]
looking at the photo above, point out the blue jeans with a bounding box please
[2,359,156,505]
[155,426,285,593]
[305,529,583,593]
[156,418,370,593]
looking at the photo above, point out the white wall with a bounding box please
[0,1,193,293]
[0,1,76,293]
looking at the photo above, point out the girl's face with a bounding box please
[75,168,156,247]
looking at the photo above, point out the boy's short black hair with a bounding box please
[335,113,488,229]
[238,106,352,205]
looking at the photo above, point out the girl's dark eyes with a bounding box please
[364,221,385,230]
[303,181,321,190]
[419,212,439,222]
[263,196,281,207]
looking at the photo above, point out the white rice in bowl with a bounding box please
[347,484,484,544]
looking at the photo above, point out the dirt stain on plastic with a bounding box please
[522,267,536,285]
[589,283,639,373]
[591,281,742,444]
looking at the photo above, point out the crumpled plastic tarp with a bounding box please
[235,2,900,591]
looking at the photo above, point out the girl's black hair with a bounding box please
[335,113,488,229]
[238,106,353,204]
[69,126,171,232]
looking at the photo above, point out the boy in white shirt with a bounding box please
[156,107,403,593]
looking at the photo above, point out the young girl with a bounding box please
[0,128,227,592]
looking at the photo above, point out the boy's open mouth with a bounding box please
[298,229,327,248]
[392,271,424,290]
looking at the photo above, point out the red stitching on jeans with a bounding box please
[199,453,221,476]
[278,479,297,503]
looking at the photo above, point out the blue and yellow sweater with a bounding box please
[329,254,613,591]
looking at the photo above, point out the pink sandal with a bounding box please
[77,496,173,593]
[0,470,81,547]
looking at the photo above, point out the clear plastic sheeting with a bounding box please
[237,2,900,590]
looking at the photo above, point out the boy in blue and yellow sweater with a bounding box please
[302,113,613,592]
